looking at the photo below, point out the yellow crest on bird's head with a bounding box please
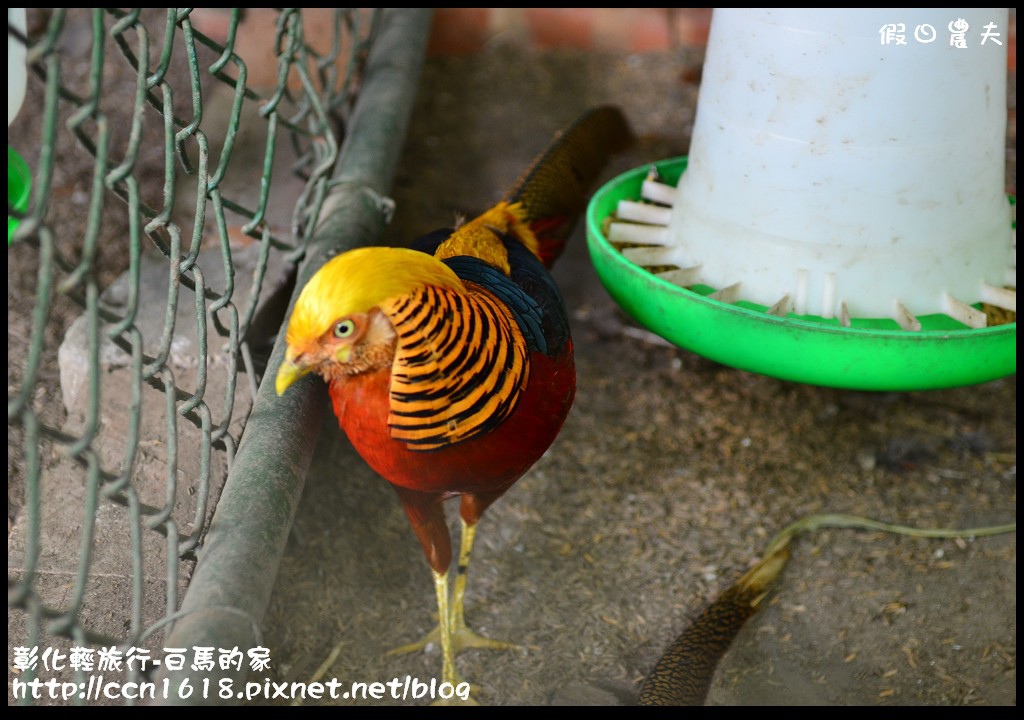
[286,246,465,345]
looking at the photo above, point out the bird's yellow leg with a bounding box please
[449,519,519,651]
[389,520,522,656]
[428,568,479,705]
[432,568,458,686]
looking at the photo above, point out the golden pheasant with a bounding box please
[275,106,631,696]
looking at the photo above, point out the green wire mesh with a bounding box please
[7,8,395,704]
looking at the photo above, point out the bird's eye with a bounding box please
[333,319,356,338]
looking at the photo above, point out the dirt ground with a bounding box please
[257,43,1017,706]
[8,17,1016,708]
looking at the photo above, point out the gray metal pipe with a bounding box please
[154,8,433,704]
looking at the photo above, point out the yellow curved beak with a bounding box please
[275,353,313,396]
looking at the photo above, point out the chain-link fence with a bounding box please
[8,8,431,704]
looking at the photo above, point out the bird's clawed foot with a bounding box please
[388,619,525,657]
[389,618,521,706]
[385,634,482,704]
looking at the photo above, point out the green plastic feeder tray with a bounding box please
[586,158,1016,392]
[8,146,30,245]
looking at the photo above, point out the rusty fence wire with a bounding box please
[7,7,428,704]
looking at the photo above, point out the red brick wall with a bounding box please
[427,8,1016,72]
[427,8,713,56]
[188,9,1016,78]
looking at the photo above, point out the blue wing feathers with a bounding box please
[441,255,550,356]
[410,228,571,357]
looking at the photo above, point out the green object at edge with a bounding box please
[586,157,1016,392]
[9,146,31,245]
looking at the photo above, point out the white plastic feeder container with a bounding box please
[9,8,27,126]
[664,8,1014,321]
